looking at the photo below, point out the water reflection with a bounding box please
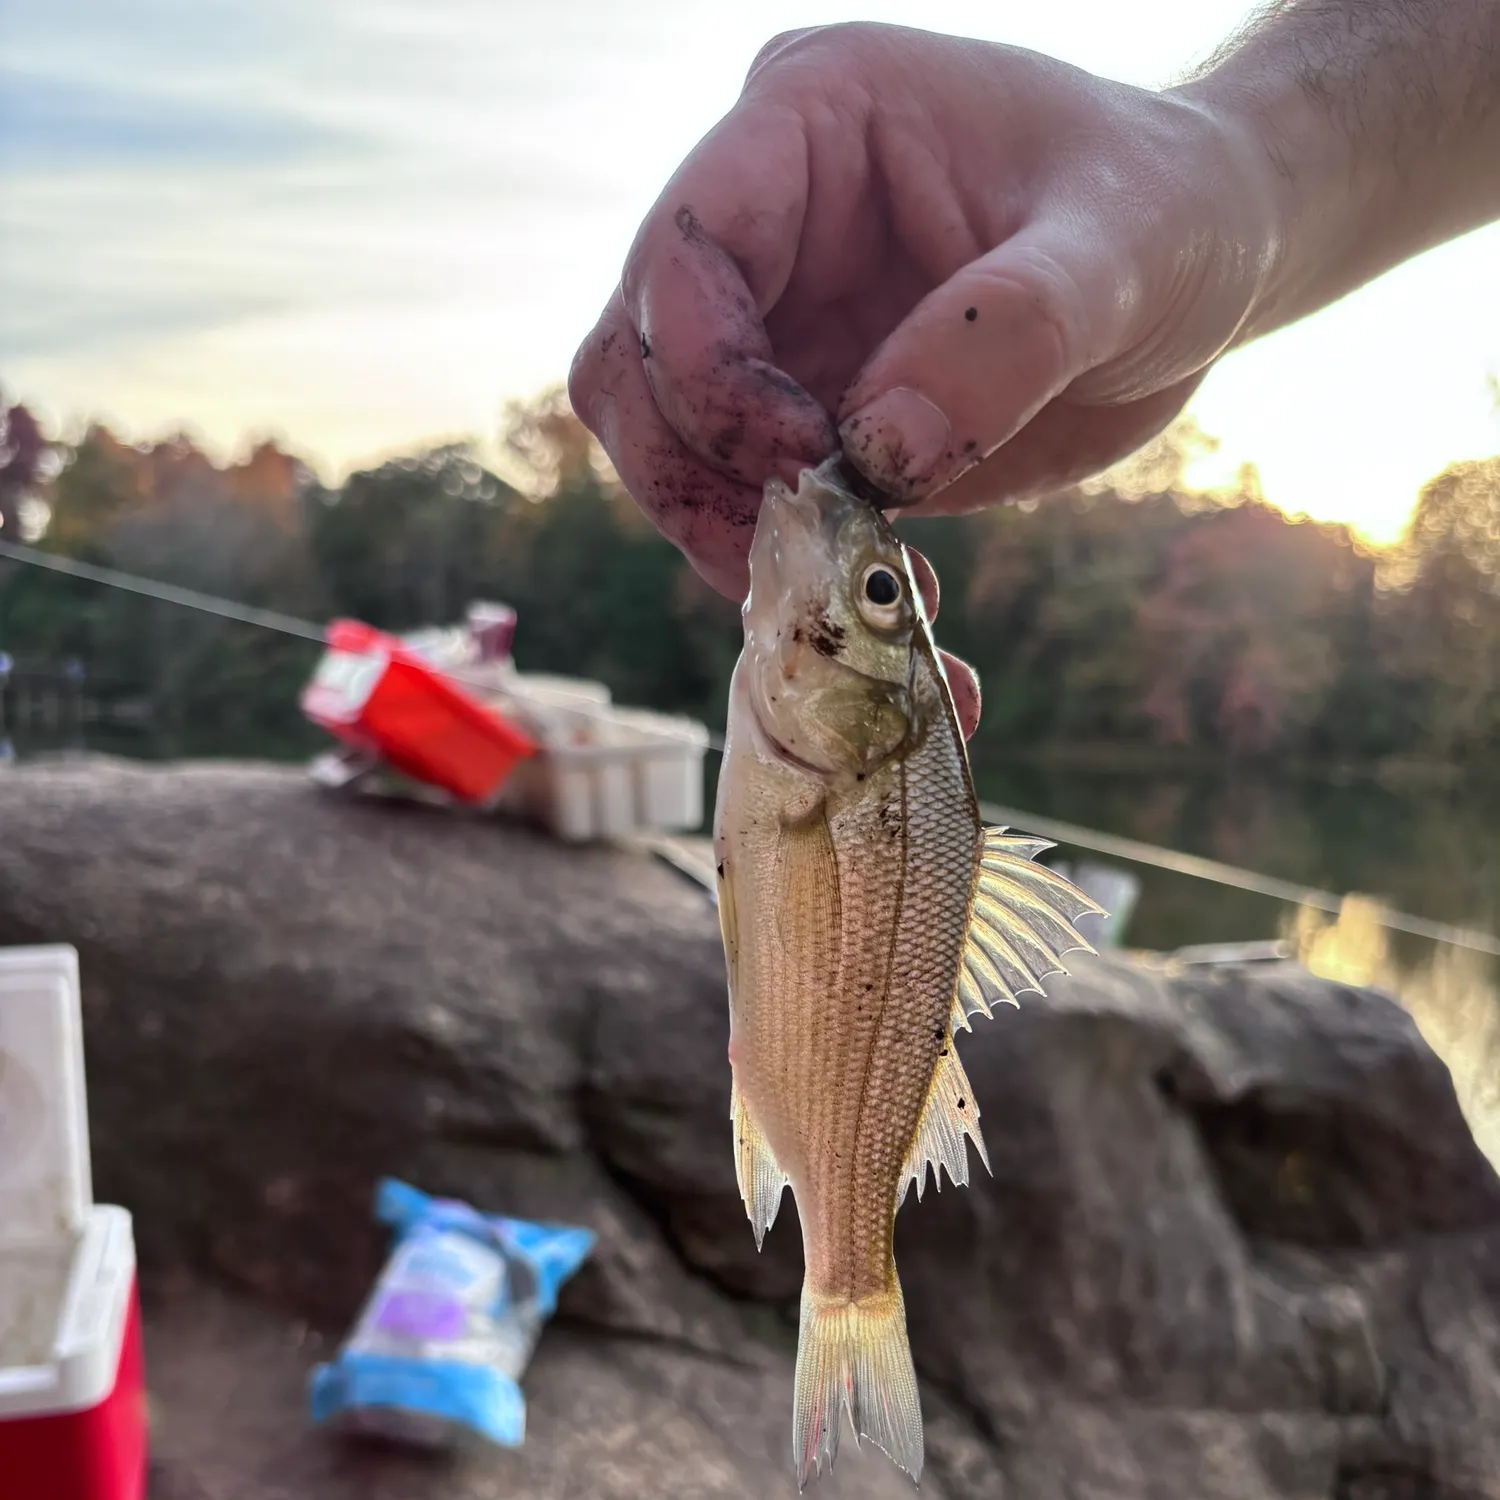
[1286,896,1500,1169]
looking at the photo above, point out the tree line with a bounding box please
[1,388,1497,773]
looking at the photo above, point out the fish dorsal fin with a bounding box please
[900,829,1104,1209]
[731,1079,789,1250]
[958,827,1104,1013]
[898,1036,989,1207]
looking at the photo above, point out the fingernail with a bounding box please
[839,388,952,494]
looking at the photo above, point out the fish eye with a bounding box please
[863,567,901,606]
[857,563,906,627]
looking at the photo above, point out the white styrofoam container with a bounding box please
[0,944,137,1419]
[472,672,707,842]
[499,710,708,843]
[608,710,709,831]
[475,673,612,722]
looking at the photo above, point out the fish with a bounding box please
[713,457,1103,1488]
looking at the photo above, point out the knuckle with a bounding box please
[566,306,632,434]
[620,223,657,311]
[565,347,600,424]
[984,247,1089,374]
[745,21,878,87]
[746,28,823,82]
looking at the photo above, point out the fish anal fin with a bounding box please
[898,1038,989,1208]
[731,1078,788,1251]
[793,1285,923,1488]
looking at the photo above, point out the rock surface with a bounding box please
[141,1275,933,1500]
[1,756,1498,1499]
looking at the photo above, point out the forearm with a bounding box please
[1178,0,1500,338]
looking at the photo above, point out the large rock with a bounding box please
[141,1274,944,1500]
[1,757,1497,1500]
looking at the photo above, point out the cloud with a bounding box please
[1,0,1494,540]
[0,66,355,170]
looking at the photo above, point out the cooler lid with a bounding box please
[0,945,92,1250]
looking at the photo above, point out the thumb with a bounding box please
[837,231,1128,503]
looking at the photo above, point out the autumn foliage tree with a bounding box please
[0,386,1496,771]
[1137,503,1374,757]
[0,421,322,741]
[1378,457,1500,765]
[0,400,47,544]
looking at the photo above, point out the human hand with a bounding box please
[569,22,1280,601]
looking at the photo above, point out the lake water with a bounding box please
[8,719,1497,1164]
[966,755,1500,1166]
[968,751,1500,954]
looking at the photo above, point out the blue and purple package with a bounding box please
[308,1177,595,1449]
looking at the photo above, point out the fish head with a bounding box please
[741,460,924,779]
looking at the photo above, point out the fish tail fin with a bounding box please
[793,1280,923,1490]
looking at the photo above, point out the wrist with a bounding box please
[1170,69,1352,342]
[1173,0,1500,341]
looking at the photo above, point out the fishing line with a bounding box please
[0,538,329,642]
[3,537,1496,958]
[976,800,1500,959]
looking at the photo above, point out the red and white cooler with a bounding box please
[0,944,148,1500]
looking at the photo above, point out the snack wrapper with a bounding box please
[308,1178,594,1449]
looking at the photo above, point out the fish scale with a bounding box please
[714,458,1104,1489]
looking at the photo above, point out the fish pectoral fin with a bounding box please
[794,1285,923,1489]
[731,1079,788,1251]
[716,858,740,1002]
[959,826,1106,1012]
[898,1036,990,1207]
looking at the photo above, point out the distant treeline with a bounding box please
[1,388,1497,772]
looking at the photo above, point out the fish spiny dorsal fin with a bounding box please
[980,829,1106,928]
[899,828,1104,1213]
[961,826,1105,1004]
[897,1037,990,1208]
[731,1079,788,1250]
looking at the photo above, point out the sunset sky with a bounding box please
[3,0,1497,545]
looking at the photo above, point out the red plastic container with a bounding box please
[301,618,537,805]
[0,1238,147,1500]
[0,945,149,1500]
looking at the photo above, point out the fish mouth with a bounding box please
[828,453,901,512]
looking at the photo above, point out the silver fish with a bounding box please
[714,457,1102,1487]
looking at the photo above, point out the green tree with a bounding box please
[1380,457,1500,764]
[490,392,740,721]
[309,446,516,631]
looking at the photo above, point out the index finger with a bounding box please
[619,102,837,486]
